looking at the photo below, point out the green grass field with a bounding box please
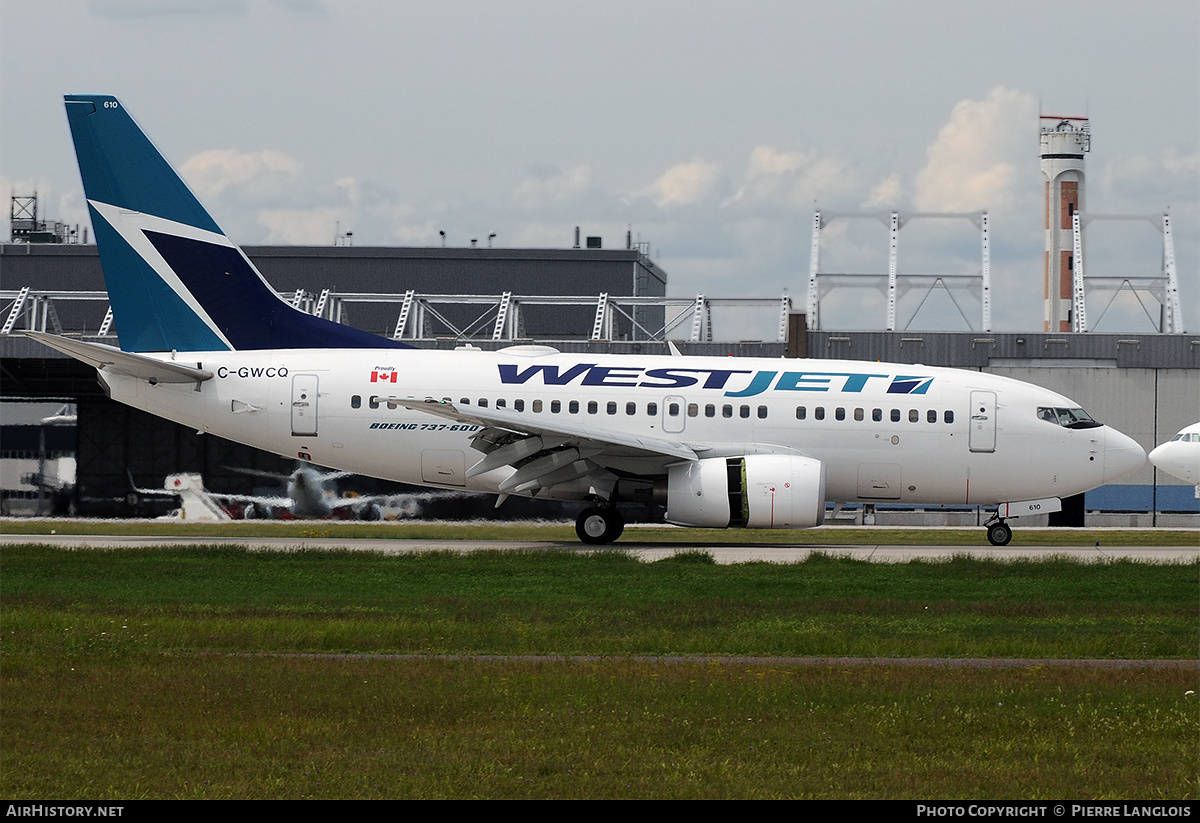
[3,517,1198,545]
[2,543,1197,799]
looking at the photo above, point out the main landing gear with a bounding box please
[984,518,1012,547]
[576,506,625,545]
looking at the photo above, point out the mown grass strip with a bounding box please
[2,657,1194,799]
[2,518,1197,545]
[3,547,1196,659]
[3,546,1196,799]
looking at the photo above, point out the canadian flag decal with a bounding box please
[370,371,399,383]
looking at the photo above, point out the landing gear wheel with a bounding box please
[986,521,1012,547]
[576,507,624,545]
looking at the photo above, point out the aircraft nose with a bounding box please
[1147,443,1167,467]
[1103,427,1146,483]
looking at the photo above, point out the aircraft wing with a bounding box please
[391,396,700,499]
[203,491,293,508]
[394,397,698,462]
[132,475,291,509]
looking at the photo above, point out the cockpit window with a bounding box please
[1037,407,1102,429]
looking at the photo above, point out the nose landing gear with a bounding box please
[982,497,1061,547]
[985,519,1013,547]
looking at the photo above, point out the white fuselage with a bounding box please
[1148,423,1200,485]
[96,347,1144,509]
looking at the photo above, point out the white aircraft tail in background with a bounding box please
[160,473,231,521]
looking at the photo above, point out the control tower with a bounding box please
[1040,115,1090,332]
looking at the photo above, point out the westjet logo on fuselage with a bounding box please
[497,364,933,397]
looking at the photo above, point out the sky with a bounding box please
[1,0,1196,335]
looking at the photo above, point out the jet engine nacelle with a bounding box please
[664,454,826,529]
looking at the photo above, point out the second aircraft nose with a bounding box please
[1103,427,1146,484]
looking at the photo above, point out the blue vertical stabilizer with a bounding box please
[64,95,408,352]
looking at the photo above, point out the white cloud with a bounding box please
[865,174,903,209]
[914,87,1037,212]
[180,149,300,200]
[512,165,593,210]
[1099,147,1200,207]
[644,159,723,208]
[745,145,806,179]
[258,207,345,244]
[726,145,860,212]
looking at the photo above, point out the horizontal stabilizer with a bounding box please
[24,331,213,383]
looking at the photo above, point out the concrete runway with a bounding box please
[2,531,1196,564]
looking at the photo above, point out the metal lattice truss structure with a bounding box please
[1070,212,1183,333]
[2,288,798,344]
[806,210,992,333]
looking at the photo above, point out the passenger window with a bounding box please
[459,397,469,405]
[351,395,361,409]
[815,407,825,421]
[551,400,561,413]
[854,408,864,421]
[668,402,681,416]
[513,399,524,411]
[739,405,750,418]
[927,409,937,423]
[648,402,658,416]
[478,398,488,408]
[369,396,380,410]
[688,403,698,417]
[706,404,716,418]
[570,400,579,414]
[872,408,882,422]
[835,407,845,421]
[909,409,918,423]
[722,404,733,418]
[890,409,900,422]
[532,400,542,413]
[587,401,597,414]
[606,401,617,415]
[496,399,507,408]
[757,405,767,419]
[944,410,954,424]
[796,406,806,420]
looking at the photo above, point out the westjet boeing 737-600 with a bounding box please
[26,95,1146,545]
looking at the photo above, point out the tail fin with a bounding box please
[64,95,407,353]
